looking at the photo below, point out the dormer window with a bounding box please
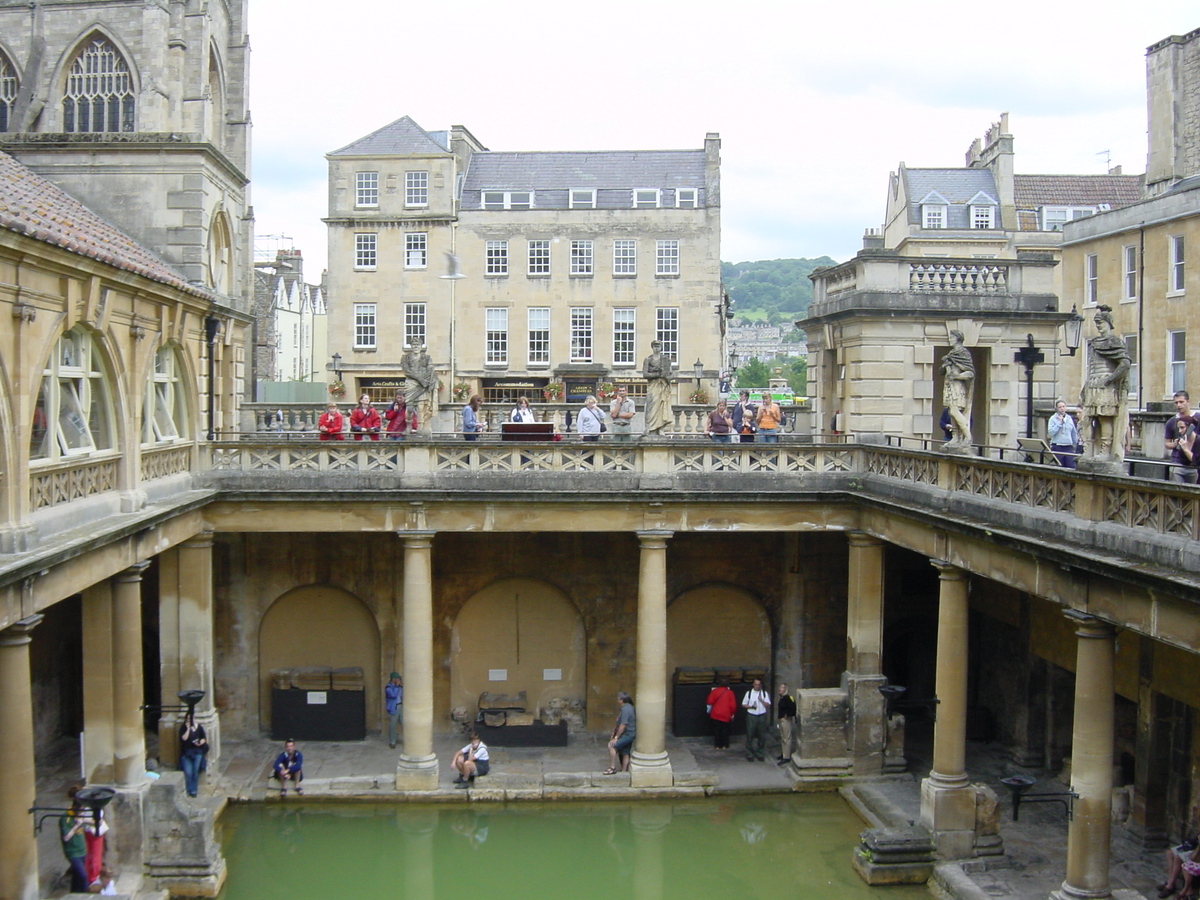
[633,189,660,209]
[919,191,949,229]
[922,204,947,229]
[483,191,533,210]
[1041,206,1097,231]
[570,189,595,209]
[966,191,997,229]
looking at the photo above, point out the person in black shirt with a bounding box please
[776,682,797,765]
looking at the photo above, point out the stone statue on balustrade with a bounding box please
[940,330,975,453]
[642,341,675,436]
[1078,305,1130,473]
[402,344,437,433]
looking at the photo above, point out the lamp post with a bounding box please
[331,352,342,381]
[1014,334,1045,439]
[693,359,704,399]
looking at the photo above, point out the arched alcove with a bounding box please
[259,586,381,734]
[667,584,771,675]
[451,577,585,722]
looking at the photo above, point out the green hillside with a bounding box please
[721,257,838,325]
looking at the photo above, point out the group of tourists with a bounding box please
[703,390,787,443]
[705,679,796,763]
[318,392,419,441]
[58,786,114,894]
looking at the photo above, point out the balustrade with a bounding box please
[908,262,1008,293]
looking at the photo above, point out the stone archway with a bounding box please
[259,586,381,733]
[667,583,771,675]
[451,577,585,725]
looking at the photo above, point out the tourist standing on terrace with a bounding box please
[1166,391,1198,484]
[349,395,381,440]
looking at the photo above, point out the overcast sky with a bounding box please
[248,1,1198,275]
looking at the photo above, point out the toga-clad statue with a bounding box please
[940,329,975,452]
[642,340,674,436]
[402,344,437,432]
[1079,305,1130,470]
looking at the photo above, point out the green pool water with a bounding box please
[216,795,929,900]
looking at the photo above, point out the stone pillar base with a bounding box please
[629,750,673,788]
[144,773,226,898]
[108,783,149,874]
[395,754,438,791]
[845,672,887,775]
[920,776,977,859]
[1051,883,1127,900]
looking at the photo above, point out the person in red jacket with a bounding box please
[318,403,344,440]
[349,394,381,440]
[384,392,417,440]
[705,677,737,749]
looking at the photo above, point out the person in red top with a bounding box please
[349,394,382,440]
[705,677,738,749]
[384,392,417,440]
[317,403,344,441]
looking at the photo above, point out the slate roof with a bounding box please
[0,150,204,295]
[461,150,706,191]
[901,168,999,227]
[329,116,450,156]
[1013,174,1144,208]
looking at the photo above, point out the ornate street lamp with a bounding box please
[331,352,343,380]
[1063,305,1085,357]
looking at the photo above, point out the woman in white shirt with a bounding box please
[510,396,536,423]
[576,396,606,442]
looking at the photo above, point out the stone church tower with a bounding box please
[0,0,252,310]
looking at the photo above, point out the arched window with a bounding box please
[208,211,233,295]
[143,344,188,443]
[30,328,116,461]
[0,51,17,132]
[207,49,224,148]
[62,37,134,133]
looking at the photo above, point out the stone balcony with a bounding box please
[807,251,1061,321]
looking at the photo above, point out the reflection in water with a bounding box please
[217,795,929,900]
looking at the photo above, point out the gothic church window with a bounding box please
[0,52,17,131]
[30,328,116,461]
[63,37,135,133]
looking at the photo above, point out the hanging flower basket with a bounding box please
[689,388,711,405]
[328,379,346,398]
[451,383,472,403]
[595,382,615,401]
[543,382,565,402]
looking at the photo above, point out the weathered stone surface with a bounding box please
[797,688,849,759]
[143,774,227,898]
[673,770,717,787]
[543,772,589,787]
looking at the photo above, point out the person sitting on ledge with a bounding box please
[452,732,490,787]
[272,739,304,797]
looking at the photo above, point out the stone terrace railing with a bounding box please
[197,440,1200,579]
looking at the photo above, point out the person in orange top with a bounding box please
[317,403,344,441]
[349,394,382,440]
[705,677,737,749]
[755,392,784,443]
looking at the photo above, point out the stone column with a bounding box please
[920,561,976,859]
[178,534,219,762]
[631,805,670,900]
[630,530,673,788]
[114,562,150,787]
[82,583,116,784]
[0,615,43,900]
[1054,615,1116,900]
[396,532,438,790]
[844,532,887,774]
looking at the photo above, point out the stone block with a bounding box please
[330,775,378,791]
[467,787,506,801]
[143,775,226,898]
[673,770,717,787]
[504,788,543,801]
[851,826,935,885]
[797,687,849,759]
[544,772,589,787]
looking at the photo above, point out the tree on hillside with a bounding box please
[721,257,837,321]
[733,357,771,389]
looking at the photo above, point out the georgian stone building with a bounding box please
[324,116,725,408]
